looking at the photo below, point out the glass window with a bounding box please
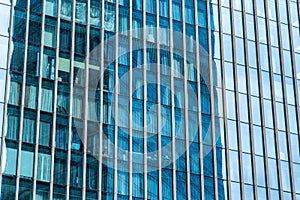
[266,129,276,158]
[173,0,182,21]
[222,7,231,34]
[294,164,300,193]
[42,48,56,80]
[223,34,232,62]
[268,158,279,189]
[225,62,234,90]
[160,19,170,46]
[0,36,8,69]
[3,148,17,175]
[246,14,255,41]
[233,0,241,10]
[133,0,142,11]
[253,126,263,156]
[283,50,292,77]
[235,37,245,64]
[211,5,219,31]
[260,44,269,71]
[269,21,278,47]
[147,171,158,199]
[0,69,6,103]
[22,110,36,144]
[258,17,267,44]
[245,0,253,13]
[159,0,169,18]
[281,24,290,50]
[41,81,54,113]
[248,41,257,68]
[37,152,51,182]
[264,99,273,128]
[278,131,288,161]
[8,73,23,106]
[237,65,247,93]
[104,3,115,32]
[291,134,300,163]
[274,74,283,102]
[198,1,206,28]
[251,96,261,125]
[256,0,265,17]
[262,71,271,99]
[226,90,236,120]
[146,0,156,14]
[288,106,298,134]
[256,156,266,186]
[20,149,34,178]
[268,0,277,21]
[272,47,281,74]
[239,94,248,123]
[250,68,259,96]
[234,11,244,38]
[185,0,194,24]
[243,153,253,184]
[45,0,58,17]
[229,150,240,181]
[241,123,251,153]
[44,17,57,48]
[228,120,238,150]
[291,2,299,27]
[281,161,291,191]
[0,4,10,37]
[276,102,286,131]
[286,78,295,105]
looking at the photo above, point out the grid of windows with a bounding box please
[0,0,299,199]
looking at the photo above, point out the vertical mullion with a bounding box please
[217,0,232,199]
[263,0,284,198]
[228,0,245,199]
[286,1,300,195]
[155,0,162,198]
[66,0,77,198]
[49,0,61,198]
[181,0,192,199]
[252,0,271,198]
[14,0,31,198]
[142,0,147,199]
[98,0,105,198]
[113,1,119,199]
[168,1,177,200]
[32,0,47,198]
[82,0,91,198]
[274,0,296,198]
[128,0,133,198]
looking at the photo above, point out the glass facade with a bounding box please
[0,0,299,199]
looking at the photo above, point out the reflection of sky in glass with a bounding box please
[0,4,10,37]
[0,37,8,68]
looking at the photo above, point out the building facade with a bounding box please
[0,0,299,199]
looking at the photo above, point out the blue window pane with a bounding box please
[231,182,240,200]
[276,102,286,131]
[281,161,291,191]
[0,36,8,69]
[241,123,251,153]
[243,153,253,184]
[251,96,261,125]
[162,169,173,200]
[266,129,276,158]
[0,4,10,37]
[268,158,279,189]
[256,156,266,187]
[226,91,236,120]
[190,174,200,200]
[204,177,214,199]
[228,120,238,150]
[159,0,169,17]
[176,172,187,200]
[229,150,239,182]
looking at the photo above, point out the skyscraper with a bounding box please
[0,0,299,199]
